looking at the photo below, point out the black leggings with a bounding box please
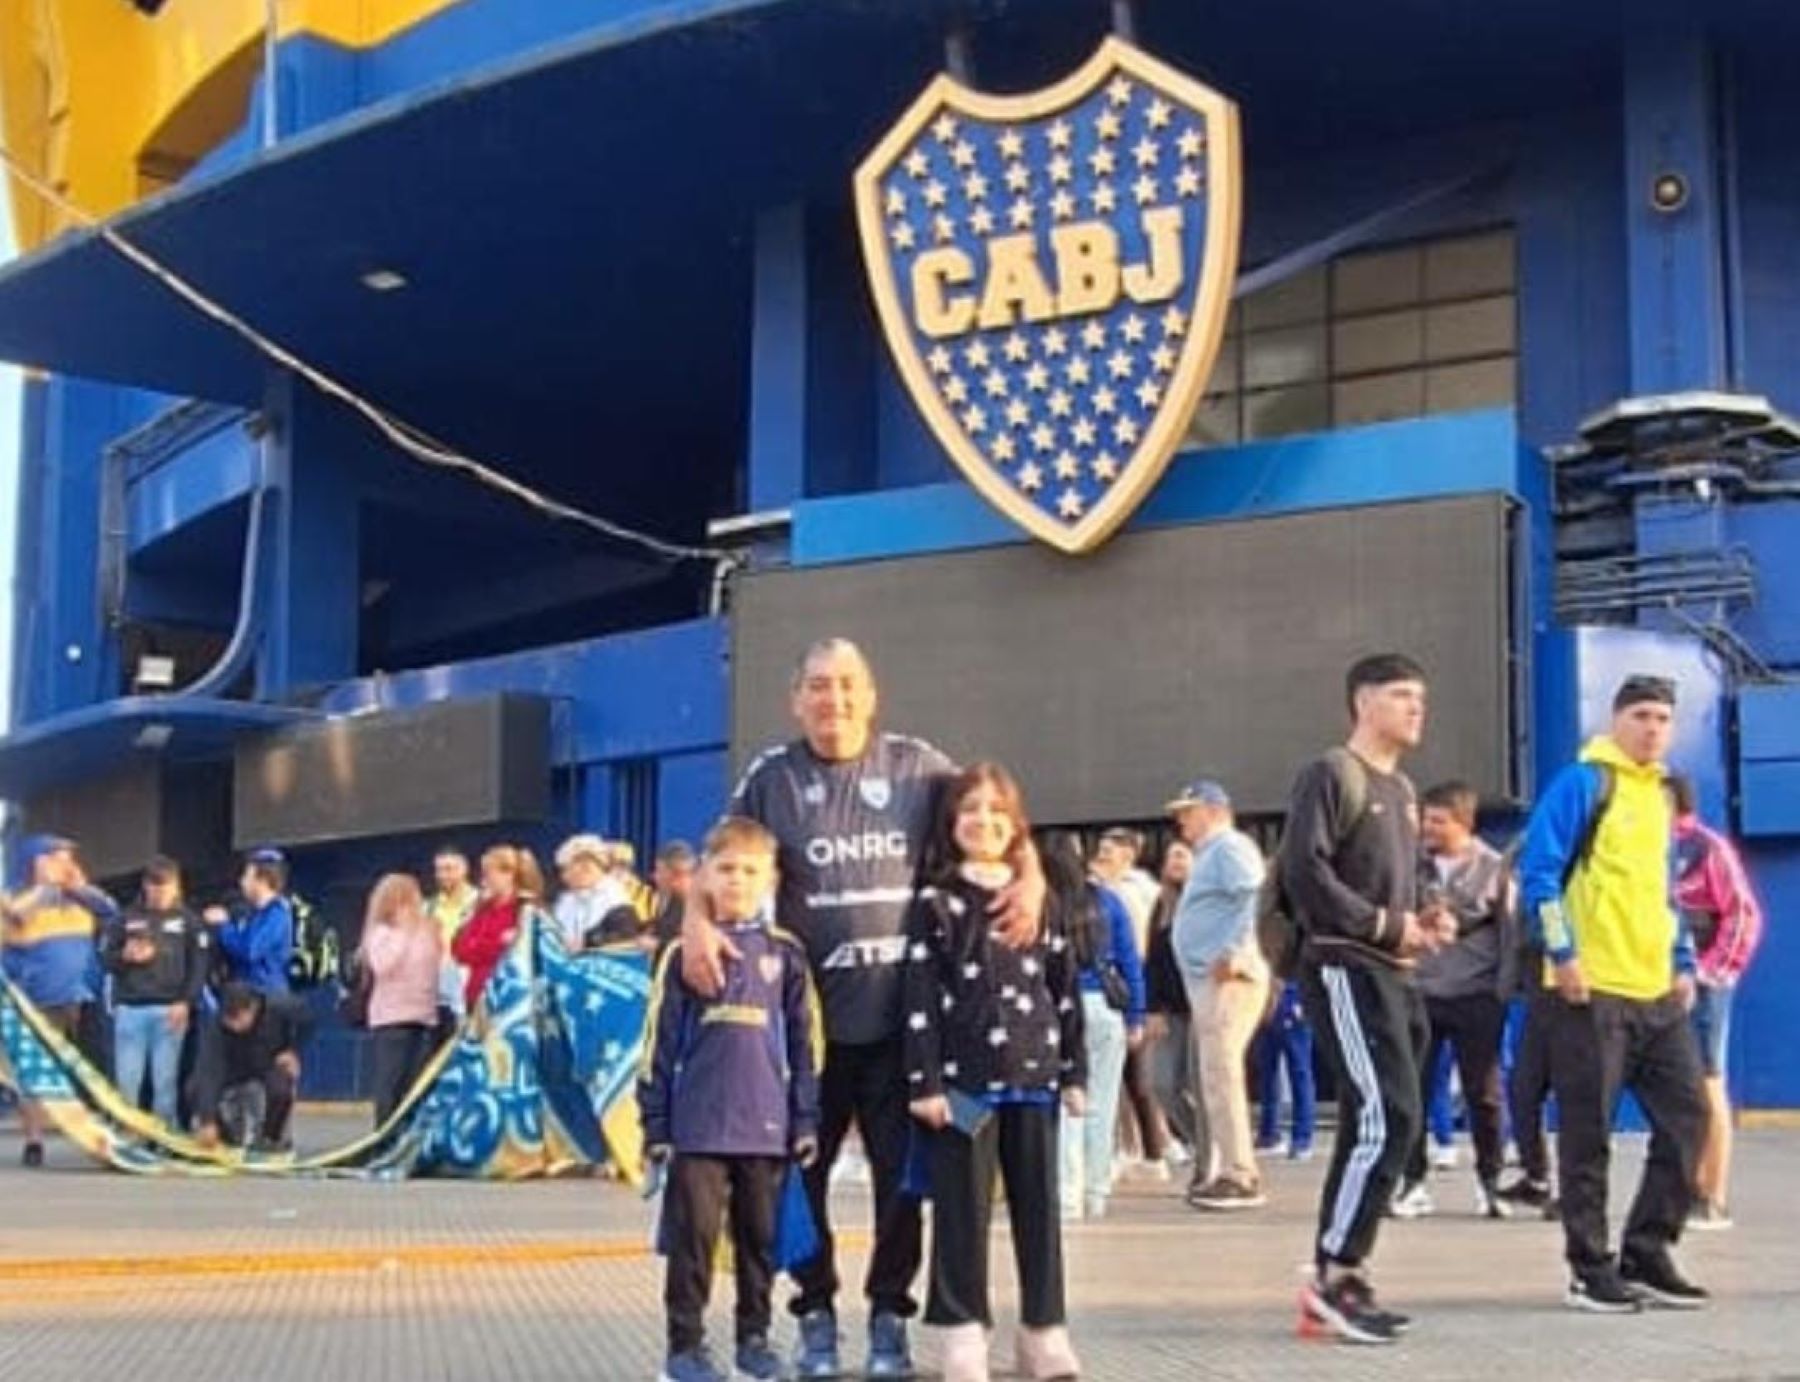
[369,1023,436,1127]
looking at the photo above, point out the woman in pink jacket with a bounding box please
[360,873,444,1127]
[1669,776,1764,1229]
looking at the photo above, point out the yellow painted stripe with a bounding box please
[1739,1109,1800,1131]
[0,1232,872,1283]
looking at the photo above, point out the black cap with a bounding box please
[1613,674,1677,713]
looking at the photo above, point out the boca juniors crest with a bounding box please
[854,38,1242,554]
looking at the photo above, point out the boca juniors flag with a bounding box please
[855,37,1242,553]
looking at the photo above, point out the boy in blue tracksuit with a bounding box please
[204,849,295,994]
[640,817,822,1382]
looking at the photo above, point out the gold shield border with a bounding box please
[853,36,1243,555]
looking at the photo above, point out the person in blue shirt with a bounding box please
[640,817,822,1382]
[204,849,295,994]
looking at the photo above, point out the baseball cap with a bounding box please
[1165,779,1230,813]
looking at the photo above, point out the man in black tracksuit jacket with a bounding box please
[1282,654,1453,1345]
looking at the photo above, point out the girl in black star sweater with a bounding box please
[903,762,1084,1382]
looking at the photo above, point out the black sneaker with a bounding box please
[1565,1264,1645,1314]
[1190,1177,1268,1211]
[1301,1273,1400,1345]
[1620,1251,1709,1310]
[21,1141,43,1168]
[1495,1175,1552,1211]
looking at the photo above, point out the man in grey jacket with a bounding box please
[1395,781,1515,1219]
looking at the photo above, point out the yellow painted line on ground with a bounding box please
[0,1233,871,1283]
[1740,1109,1800,1130]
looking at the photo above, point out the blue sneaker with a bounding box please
[734,1336,785,1381]
[792,1309,841,1379]
[865,1312,914,1379]
[661,1347,727,1382]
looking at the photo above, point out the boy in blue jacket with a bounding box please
[203,849,294,994]
[640,817,822,1382]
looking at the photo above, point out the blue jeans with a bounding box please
[113,1004,183,1126]
[1689,982,1734,1077]
[1427,1039,1457,1145]
[1255,1020,1316,1149]
[1061,992,1127,1211]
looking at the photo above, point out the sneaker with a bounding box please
[1474,1177,1512,1221]
[1256,1136,1290,1158]
[1165,1140,1195,1168]
[1565,1264,1645,1314]
[1289,1142,1316,1162]
[792,1310,840,1379]
[1189,1177,1268,1211]
[1430,1142,1460,1172]
[662,1347,727,1382]
[734,1336,785,1381]
[1143,1156,1171,1183]
[1300,1273,1400,1345]
[1388,1181,1434,1219]
[1495,1175,1552,1212]
[830,1149,870,1187]
[1687,1201,1733,1232]
[21,1141,43,1169]
[865,1312,914,1379]
[1619,1251,1709,1310]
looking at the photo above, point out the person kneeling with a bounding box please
[188,982,312,1152]
[906,764,1085,1382]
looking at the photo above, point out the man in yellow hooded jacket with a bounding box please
[1519,674,1707,1315]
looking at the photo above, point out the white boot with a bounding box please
[939,1323,990,1382]
[1016,1324,1082,1380]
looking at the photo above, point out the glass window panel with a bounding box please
[1332,370,1425,427]
[1187,392,1241,446]
[1425,295,1516,361]
[1242,265,1328,331]
[1332,309,1424,377]
[1425,358,1515,413]
[1425,229,1516,300]
[1243,325,1327,389]
[1244,384,1328,439]
[1332,244,1423,315]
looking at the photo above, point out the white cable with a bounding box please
[0,144,730,567]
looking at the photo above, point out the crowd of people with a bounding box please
[1,634,1766,1381]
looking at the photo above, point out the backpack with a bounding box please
[1255,747,1378,980]
[1502,760,1616,992]
[286,893,341,990]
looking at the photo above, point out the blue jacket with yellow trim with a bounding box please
[1,883,116,1008]
[1519,736,1694,1001]
[638,918,822,1158]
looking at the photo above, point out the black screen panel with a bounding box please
[732,496,1515,821]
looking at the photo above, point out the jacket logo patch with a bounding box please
[859,777,893,811]
[758,954,784,986]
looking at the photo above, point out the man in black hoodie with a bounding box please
[1283,654,1454,1344]
[102,856,209,1128]
[188,982,313,1151]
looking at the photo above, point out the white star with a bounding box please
[1095,108,1122,140]
[970,205,995,234]
[885,187,906,217]
[904,149,930,178]
[1113,415,1140,444]
[1016,995,1035,1014]
[1030,422,1057,452]
[963,170,989,201]
[1042,327,1069,356]
[1091,452,1119,481]
[951,139,977,169]
[1054,451,1079,479]
[1070,415,1097,446]
[1147,97,1173,129]
[924,179,948,208]
[963,962,982,979]
[1107,75,1133,106]
[1047,389,1073,418]
[1009,198,1035,229]
[961,404,987,434]
[1003,332,1030,362]
[909,1011,928,1031]
[1121,314,1148,344]
[1005,162,1031,193]
[932,113,959,143]
[1151,344,1177,373]
[1107,349,1135,379]
[1047,118,1073,149]
[1092,385,1118,414]
[1048,153,1073,184]
[1017,462,1043,492]
[1163,306,1188,337]
[998,129,1024,159]
[1050,189,1076,220]
[944,1059,960,1078]
[928,346,953,374]
[891,223,916,251]
[1133,174,1159,206]
[1136,378,1163,408]
[1088,146,1117,177]
[983,368,1009,398]
[1176,165,1202,198]
[990,434,1016,462]
[1178,127,1204,159]
[1001,984,1018,999]
[1133,136,1161,169]
[1064,356,1091,386]
[941,992,956,1011]
[1090,182,1117,213]
[933,213,956,243]
[943,375,969,403]
[909,1070,925,1083]
[1082,320,1107,351]
[1024,362,1050,392]
[1021,957,1041,975]
[964,339,991,369]
[1005,398,1031,427]
[1057,488,1085,518]
[909,942,929,961]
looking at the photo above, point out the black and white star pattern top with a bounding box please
[902,872,1086,1100]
